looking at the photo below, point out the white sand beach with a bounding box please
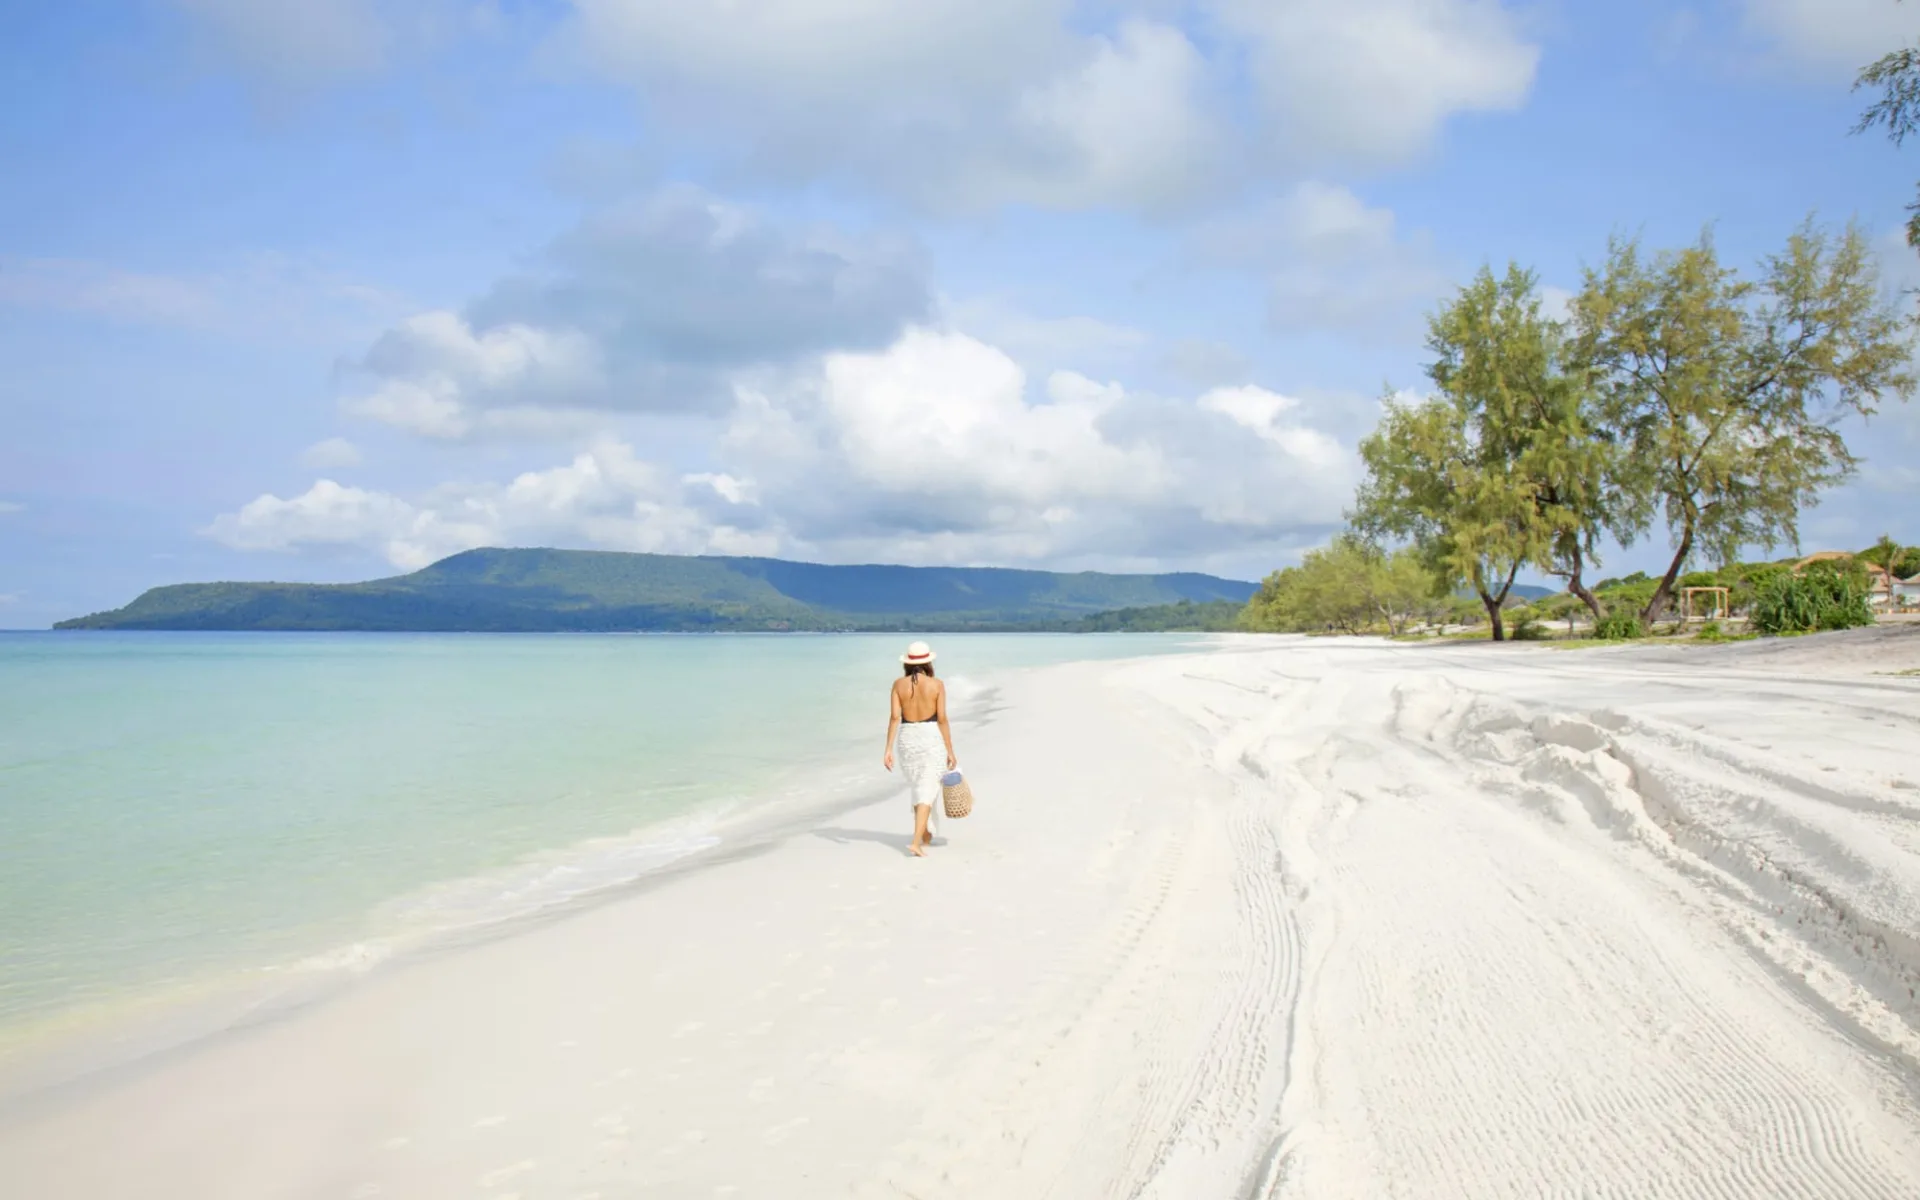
[5,630,1920,1198]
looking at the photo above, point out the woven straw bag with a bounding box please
[940,769,974,820]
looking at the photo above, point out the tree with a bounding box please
[1856,29,1920,250]
[1859,533,1904,572]
[1569,224,1915,624]
[1241,535,1442,636]
[1355,266,1617,639]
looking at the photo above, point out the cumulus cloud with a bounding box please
[1740,0,1920,72]
[341,186,931,438]
[553,0,1536,211]
[207,441,779,569]
[1212,0,1538,166]
[217,328,1354,571]
[733,331,1356,562]
[1190,182,1450,336]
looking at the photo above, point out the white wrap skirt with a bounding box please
[896,722,946,830]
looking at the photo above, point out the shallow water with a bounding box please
[0,631,1198,1043]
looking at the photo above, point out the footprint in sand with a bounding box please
[747,1077,776,1103]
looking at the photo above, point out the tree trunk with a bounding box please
[1642,525,1696,626]
[1563,542,1603,623]
[1478,563,1521,642]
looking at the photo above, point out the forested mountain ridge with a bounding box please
[57,548,1258,632]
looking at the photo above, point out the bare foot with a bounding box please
[908,842,928,858]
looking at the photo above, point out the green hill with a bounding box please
[56,548,1258,632]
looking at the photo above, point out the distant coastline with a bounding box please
[55,547,1259,633]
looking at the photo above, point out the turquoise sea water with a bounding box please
[0,631,1197,1048]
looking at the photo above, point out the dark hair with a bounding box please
[903,662,935,679]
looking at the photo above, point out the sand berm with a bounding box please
[4,629,1920,1197]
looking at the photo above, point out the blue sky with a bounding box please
[5,0,1920,627]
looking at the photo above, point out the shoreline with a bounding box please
[0,737,908,1112]
[0,666,1037,1112]
[3,634,1918,1196]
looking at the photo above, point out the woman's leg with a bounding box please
[910,804,932,856]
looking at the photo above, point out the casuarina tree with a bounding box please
[1569,224,1914,625]
[1355,265,1619,639]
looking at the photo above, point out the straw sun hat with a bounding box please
[901,641,936,665]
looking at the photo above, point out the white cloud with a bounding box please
[0,501,24,515]
[1200,386,1344,465]
[1210,0,1538,165]
[1741,0,1920,72]
[206,442,779,569]
[300,437,363,470]
[992,20,1225,211]
[346,312,605,438]
[215,327,1354,572]
[1190,182,1449,336]
[723,328,1353,563]
[207,479,443,565]
[552,0,1537,211]
[342,186,931,438]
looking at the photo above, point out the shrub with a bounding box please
[1511,614,1552,641]
[1594,609,1645,640]
[1750,566,1874,635]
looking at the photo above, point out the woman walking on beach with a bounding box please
[884,641,957,858]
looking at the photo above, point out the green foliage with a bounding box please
[1242,536,1445,636]
[56,549,1260,632]
[1354,266,1619,640]
[1509,613,1553,641]
[1074,600,1245,633]
[1692,620,1755,644]
[1855,46,1920,249]
[1858,534,1920,580]
[1750,564,1876,635]
[1570,223,1916,622]
[1593,571,1650,590]
[1593,609,1646,640]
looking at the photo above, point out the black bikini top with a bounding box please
[902,677,939,724]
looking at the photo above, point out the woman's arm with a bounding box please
[936,681,956,770]
[883,682,901,771]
